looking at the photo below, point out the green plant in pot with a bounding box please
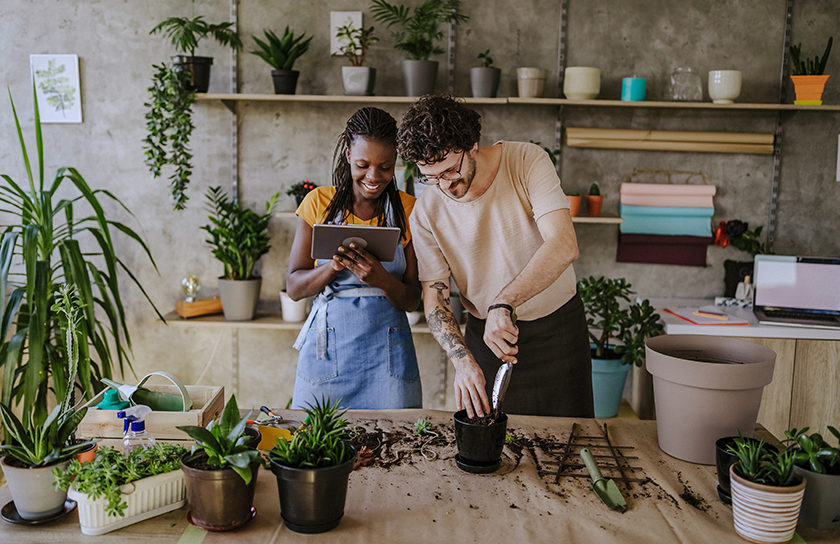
[586,182,604,217]
[577,276,663,418]
[269,397,355,534]
[0,284,96,521]
[470,48,501,98]
[146,15,242,210]
[727,436,806,543]
[178,395,262,531]
[251,27,313,94]
[201,186,279,321]
[789,36,832,105]
[370,0,468,96]
[335,23,379,96]
[782,426,840,528]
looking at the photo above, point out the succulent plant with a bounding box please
[790,37,833,76]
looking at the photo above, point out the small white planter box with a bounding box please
[67,469,185,535]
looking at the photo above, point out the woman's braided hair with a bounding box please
[397,95,481,164]
[325,107,409,241]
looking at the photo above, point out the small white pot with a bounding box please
[341,66,376,96]
[730,466,806,543]
[708,69,742,104]
[405,311,423,325]
[280,290,311,322]
[516,67,547,98]
[0,456,69,520]
[564,66,601,100]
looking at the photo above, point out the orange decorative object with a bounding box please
[568,195,582,217]
[586,195,604,217]
[77,443,97,463]
[791,75,830,105]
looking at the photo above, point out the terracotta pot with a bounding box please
[790,75,830,105]
[730,466,805,543]
[586,195,604,217]
[645,335,775,464]
[76,442,98,463]
[568,195,582,217]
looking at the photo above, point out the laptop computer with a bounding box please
[752,255,840,329]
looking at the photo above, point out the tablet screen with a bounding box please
[311,224,402,262]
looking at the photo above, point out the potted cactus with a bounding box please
[586,182,604,217]
[470,49,501,98]
[789,36,833,105]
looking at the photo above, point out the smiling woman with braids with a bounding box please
[286,107,422,409]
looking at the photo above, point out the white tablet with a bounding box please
[311,224,402,262]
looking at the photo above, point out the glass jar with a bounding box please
[670,67,703,101]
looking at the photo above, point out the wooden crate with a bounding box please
[78,385,224,440]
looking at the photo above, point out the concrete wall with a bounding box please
[1,1,838,411]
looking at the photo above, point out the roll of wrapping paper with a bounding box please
[567,137,773,154]
[566,127,773,154]
[620,182,716,196]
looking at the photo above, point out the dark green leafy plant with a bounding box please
[144,62,195,211]
[588,182,601,196]
[336,24,379,67]
[270,397,353,468]
[478,49,494,68]
[529,140,560,166]
[177,394,260,484]
[286,180,317,202]
[370,0,468,61]
[251,27,313,71]
[150,15,243,57]
[201,186,279,281]
[790,37,833,76]
[728,435,798,486]
[1,87,161,429]
[54,443,187,517]
[577,276,664,365]
[783,426,840,475]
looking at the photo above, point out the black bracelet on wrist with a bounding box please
[487,303,514,315]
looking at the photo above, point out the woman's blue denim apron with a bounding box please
[292,199,422,410]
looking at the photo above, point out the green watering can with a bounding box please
[101,371,193,412]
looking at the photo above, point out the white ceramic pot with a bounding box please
[405,311,423,326]
[730,466,806,543]
[708,70,742,104]
[341,66,375,96]
[564,66,601,100]
[280,290,311,322]
[516,67,547,98]
[1,456,69,520]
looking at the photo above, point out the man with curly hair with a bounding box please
[398,95,593,419]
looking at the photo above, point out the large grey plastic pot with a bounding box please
[470,67,501,98]
[0,456,70,520]
[402,59,437,96]
[218,277,261,321]
[794,466,840,529]
[645,335,775,465]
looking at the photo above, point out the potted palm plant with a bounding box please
[789,36,832,105]
[178,395,262,531]
[251,27,313,94]
[201,186,279,321]
[470,49,501,98]
[577,276,664,418]
[782,426,840,528]
[728,436,806,543]
[335,23,379,96]
[370,0,468,96]
[269,397,356,534]
[0,284,96,522]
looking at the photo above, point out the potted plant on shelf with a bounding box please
[269,397,356,534]
[370,0,468,96]
[0,284,96,522]
[577,276,664,418]
[728,436,806,543]
[286,179,317,207]
[335,23,379,96]
[150,15,243,93]
[178,395,262,531]
[56,443,188,535]
[789,36,832,105]
[713,218,772,297]
[586,182,604,217]
[470,49,501,98]
[201,186,279,321]
[782,426,840,528]
[251,27,313,94]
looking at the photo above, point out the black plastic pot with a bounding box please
[172,55,213,93]
[453,409,507,472]
[269,446,355,534]
[715,436,777,504]
[271,69,299,94]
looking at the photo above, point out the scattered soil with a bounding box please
[676,471,712,513]
[464,413,503,425]
[349,419,454,470]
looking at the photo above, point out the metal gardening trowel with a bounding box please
[491,362,513,418]
[579,447,627,512]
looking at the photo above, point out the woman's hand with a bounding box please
[332,243,390,287]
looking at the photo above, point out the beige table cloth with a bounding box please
[1,409,838,543]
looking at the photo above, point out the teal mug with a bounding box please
[621,77,646,101]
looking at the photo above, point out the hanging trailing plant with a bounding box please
[143,62,195,211]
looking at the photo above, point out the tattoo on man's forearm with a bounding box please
[428,307,467,360]
[429,281,451,309]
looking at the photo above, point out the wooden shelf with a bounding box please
[163,311,435,333]
[277,210,622,224]
[197,93,840,111]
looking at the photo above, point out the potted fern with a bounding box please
[178,395,262,531]
[470,49,501,98]
[269,397,356,534]
[335,23,379,96]
[201,186,279,321]
[370,0,468,96]
[783,426,840,528]
[251,27,313,94]
[789,36,832,105]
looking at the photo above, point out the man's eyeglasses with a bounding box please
[417,151,465,185]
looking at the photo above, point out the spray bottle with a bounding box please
[117,405,156,454]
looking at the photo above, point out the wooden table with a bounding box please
[2,410,838,543]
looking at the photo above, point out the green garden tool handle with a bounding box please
[580,447,605,484]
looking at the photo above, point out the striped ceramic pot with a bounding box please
[730,466,806,543]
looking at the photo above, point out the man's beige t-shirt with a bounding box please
[410,141,576,321]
